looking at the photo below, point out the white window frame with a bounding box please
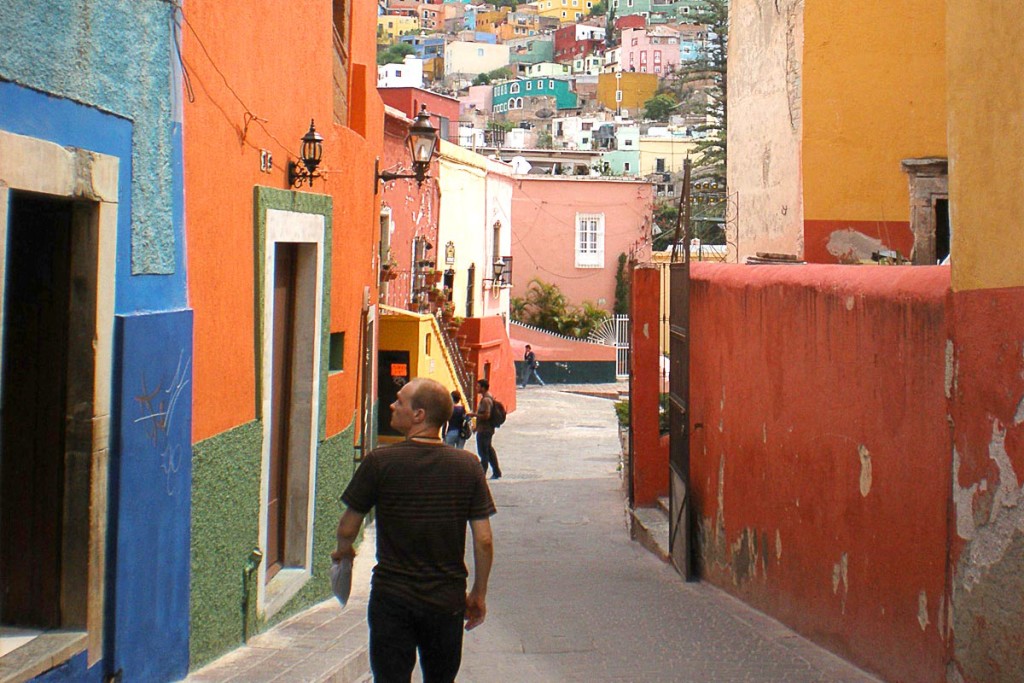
[574,212,605,268]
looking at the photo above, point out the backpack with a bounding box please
[490,398,507,428]
[458,413,472,440]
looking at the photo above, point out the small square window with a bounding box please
[329,332,345,372]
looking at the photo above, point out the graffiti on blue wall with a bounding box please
[134,350,192,496]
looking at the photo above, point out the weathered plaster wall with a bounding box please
[689,263,952,683]
[948,290,1024,683]
[801,0,946,263]
[190,422,356,668]
[727,0,805,262]
[0,0,181,278]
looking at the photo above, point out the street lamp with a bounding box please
[375,105,440,194]
[288,120,324,188]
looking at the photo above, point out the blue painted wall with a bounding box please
[1,2,193,681]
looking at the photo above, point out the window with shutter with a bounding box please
[575,213,605,268]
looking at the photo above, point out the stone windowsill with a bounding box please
[0,630,87,683]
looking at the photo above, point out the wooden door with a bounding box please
[267,243,298,581]
[1,192,73,627]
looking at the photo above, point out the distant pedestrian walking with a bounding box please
[520,344,545,388]
[469,378,503,479]
[445,390,470,449]
[332,378,495,683]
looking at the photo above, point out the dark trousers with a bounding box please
[368,591,465,683]
[475,431,501,477]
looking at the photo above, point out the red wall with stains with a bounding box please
[688,263,953,683]
[380,109,441,308]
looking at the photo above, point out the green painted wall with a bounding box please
[189,421,358,669]
[515,360,616,383]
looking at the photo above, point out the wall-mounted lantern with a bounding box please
[288,120,324,188]
[375,105,440,194]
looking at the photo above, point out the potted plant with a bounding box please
[380,254,399,282]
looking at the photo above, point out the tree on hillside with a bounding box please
[643,93,678,122]
[665,0,728,181]
[377,42,416,66]
[590,1,607,17]
[473,67,514,85]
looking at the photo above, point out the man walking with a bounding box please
[469,378,502,479]
[332,378,495,683]
[520,344,545,388]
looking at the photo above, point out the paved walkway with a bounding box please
[188,384,879,683]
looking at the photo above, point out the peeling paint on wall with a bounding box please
[825,228,885,262]
[917,590,930,631]
[831,552,849,614]
[945,340,956,399]
[858,444,872,497]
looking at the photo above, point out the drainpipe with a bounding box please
[241,548,263,643]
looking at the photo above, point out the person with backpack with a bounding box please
[468,378,503,480]
[445,390,470,449]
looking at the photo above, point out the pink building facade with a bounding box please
[510,177,653,311]
[620,26,681,76]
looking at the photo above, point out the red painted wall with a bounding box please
[458,316,517,413]
[184,2,383,441]
[688,263,952,683]
[631,266,668,506]
[378,87,460,141]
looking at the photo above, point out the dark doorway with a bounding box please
[1,192,74,628]
[377,350,410,438]
[267,243,298,581]
[934,199,950,263]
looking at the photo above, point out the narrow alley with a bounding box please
[190,386,879,683]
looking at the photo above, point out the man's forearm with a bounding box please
[333,508,365,561]
[470,528,494,595]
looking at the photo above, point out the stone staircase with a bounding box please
[627,496,671,562]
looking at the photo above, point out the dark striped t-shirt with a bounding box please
[342,440,496,613]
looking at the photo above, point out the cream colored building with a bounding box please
[436,141,514,321]
[638,133,700,176]
[443,41,512,78]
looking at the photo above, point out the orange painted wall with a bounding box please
[801,1,946,238]
[183,2,383,441]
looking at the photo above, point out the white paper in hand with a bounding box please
[330,558,353,607]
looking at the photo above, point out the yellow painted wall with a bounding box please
[947,0,1024,291]
[378,310,460,391]
[377,15,419,44]
[596,72,658,113]
[801,0,946,222]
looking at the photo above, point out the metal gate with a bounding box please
[614,314,630,379]
[668,159,694,579]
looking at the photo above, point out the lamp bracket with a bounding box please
[375,158,429,195]
[289,160,321,188]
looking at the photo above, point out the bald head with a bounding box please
[407,378,455,428]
